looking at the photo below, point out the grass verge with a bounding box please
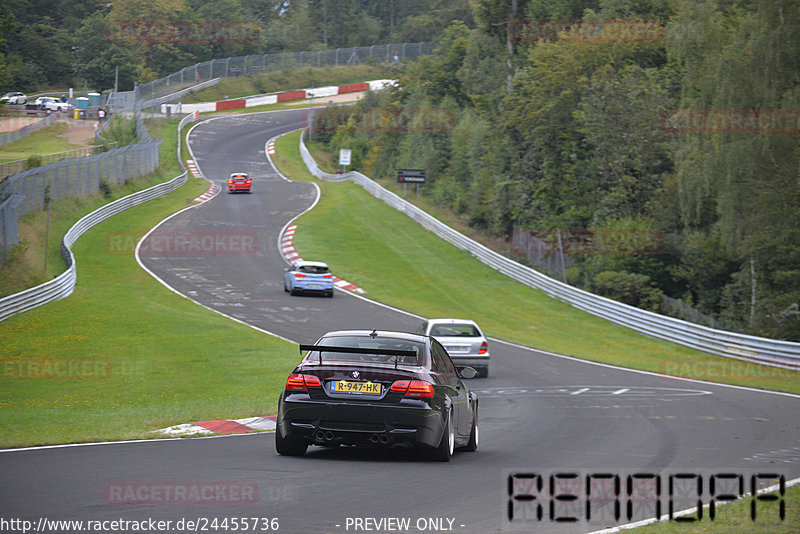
[2,120,178,297]
[273,129,800,396]
[632,483,798,533]
[0,122,86,162]
[0,119,299,448]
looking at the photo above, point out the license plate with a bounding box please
[331,380,381,394]
[446,346,468,353]
[308,284,321,289]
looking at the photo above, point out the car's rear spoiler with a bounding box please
[299,345,418,367]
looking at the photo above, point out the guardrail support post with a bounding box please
[0,186,24,255]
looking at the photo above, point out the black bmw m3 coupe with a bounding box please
[276,330,479,461]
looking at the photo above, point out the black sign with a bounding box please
[397,168,426,183]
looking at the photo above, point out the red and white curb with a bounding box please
[266,141,275,155]
[280,225,301,263]
[280,225,365,294]
[186,159,203,178]
[193,180,220,203]
[334,278,363,292]
[154,416,277,436]
[187,159,221,203]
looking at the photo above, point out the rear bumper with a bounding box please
[450,355,490,370]
[294,281,334,292]
[278,395,444,448]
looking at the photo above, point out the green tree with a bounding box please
[668,0,800,338]
[74,12,139,91]
[575,63,672,220]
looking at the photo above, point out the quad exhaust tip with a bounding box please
[315,430,337,442]
[317,431,390,444]
[369,433,391,444]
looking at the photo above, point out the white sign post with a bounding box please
[339,149,352,174]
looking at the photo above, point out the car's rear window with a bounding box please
[430,324,480,337]
[310,336,422,365]
[298,265,330,274]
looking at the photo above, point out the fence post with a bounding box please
[0,185,25,255]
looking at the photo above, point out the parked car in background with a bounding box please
[284,260,335,297]
[1,92,27,105]
[33,97,73,112]
[227,172,251,193]
[416,319,490,377]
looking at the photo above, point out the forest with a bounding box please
[0,0,470,91]
[310,0,800,341]
[1,0,798,341]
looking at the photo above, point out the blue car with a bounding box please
[284,261,335,297]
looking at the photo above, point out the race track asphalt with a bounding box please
[2,109,798,534]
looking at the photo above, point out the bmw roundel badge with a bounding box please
[352,371,360,379]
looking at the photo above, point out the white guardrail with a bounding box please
[0,113,195,322]
[139,78,220,111]
[298,132,800,371]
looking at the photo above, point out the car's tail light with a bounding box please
[478,341,488,355]
[322,274,333,279]
[294,273,306,278]
[390,380,434,398]
[390,380,409,392]
[285,373,321,391]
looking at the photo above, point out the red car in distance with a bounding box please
[227,172,251,193]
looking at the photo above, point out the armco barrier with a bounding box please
[138,78,220,112]
[164,79,395,115]
[298,131,800,370]
[0,113,195,322]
